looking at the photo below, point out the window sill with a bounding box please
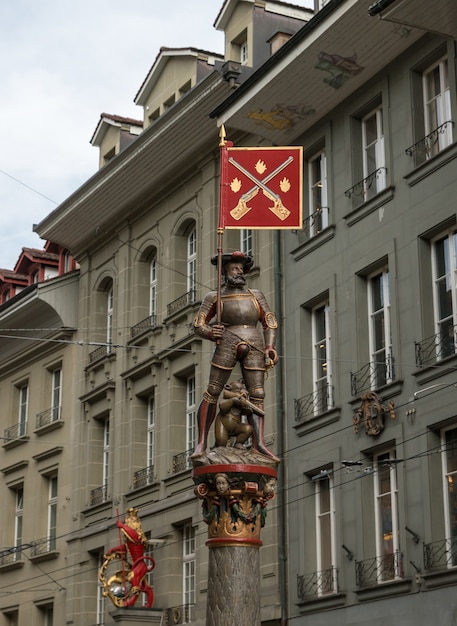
[2,436,29,450]
[34,420,64,436]
[422,567,457,590]
[404,142,457,187]
[29,550,59,564]
[294,407,341,437]
[0,559,25,573]
[290,225,335,261]
[296,591,346,613]
[354,576,412,601]
[344,185,395,227]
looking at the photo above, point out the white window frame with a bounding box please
[51,367,62,421]
[368,267,392,389]
[314,473,336,594]
[183,523,196,612]
[431,229,457,360]
[187,228,197,298]
[312,302,332,414]
[14,487,24,556]
[308,149,328,236]
[186,377,196,453]
[423,56,452,156]
[18,384,28,436]
[362,106,386,199]
[47,475,58,550]
[147,396,155,470]
[103,419,110,489]
[441,426,457,566]
[374,450,401,581]
[150,257,157,319]
[240,229,253,257]
[96,552,106,624]
[106,287,113,353]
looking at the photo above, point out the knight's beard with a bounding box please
[226,274,246,286]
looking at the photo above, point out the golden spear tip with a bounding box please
[219,124,227,147]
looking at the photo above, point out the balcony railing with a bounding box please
[405,120,454,163]
[36,406,62,429]
[4,421,27,442]
[31,535,56,557]
[415,327,456,367]
[133,465,155,489]
[172,449,193,473]
[302,206,330,240]
[89,484,109,506]
[351,355,394,396]
[88,345,114,363]
[297,567,338,600]
[0,547,22,566]
[355,551,403,587]
[164,604,191,625]
[424,537,457,572]
[167,290,196,317]
[295,383,334,423]
[344,167,387,201]
[131,315,157,338]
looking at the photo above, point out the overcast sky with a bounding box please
[0,0,311,270]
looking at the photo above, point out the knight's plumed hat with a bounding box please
[211,250,254,273]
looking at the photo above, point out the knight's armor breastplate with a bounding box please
[220,292,260,329]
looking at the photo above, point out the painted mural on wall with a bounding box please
[315,51,364,88]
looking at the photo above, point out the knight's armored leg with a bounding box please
[191,392,218,458]
[248,389,280,463]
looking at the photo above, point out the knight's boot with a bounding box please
[191,397,217,459]
[248,408,280,463]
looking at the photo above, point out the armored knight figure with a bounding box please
[192,251,279,461]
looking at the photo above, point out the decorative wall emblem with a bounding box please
[353,391,396,437]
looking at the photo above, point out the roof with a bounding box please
[90,113,143,147]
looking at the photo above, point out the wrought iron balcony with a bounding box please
[167,289,196,317]
[355,550,403,587]
[88,344,115,363]
[30,536,57,557]
[4,421,27,442]
[405,120,454,163]
[36,406,62,429]
[89,484,109,506]
[351,355,394,396]
[344,167,387,200]
[297,566,338,600]
[0,547,22,566]
[164,604,191,624]
[295,383,334,423]
[133,465,155,488]
[424,537,457,572]
[131,314,157,338]
[415,327,456,367]
[302,206,330,240]
[172,449,193,474]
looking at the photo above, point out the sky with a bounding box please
[0,0,311,270]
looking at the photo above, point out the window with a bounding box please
[314,472,336,594]
[186,377,196,453]
[96,552,106,624]
[240,40,248,65]
[51,367,62,421]
[15,487,24,558]
[106,288,113,353]
[308,149,328,236]
[362,106,386,200]
[40,605,53,626]
[47,475,58,551]
[368,267,393,388]
[183,524,196,610]
[374,450,400,581]
[423,56,452,157]
[240,229,253,257]
[150,257,157,319]
[187,228,196,298]
[432,229,457,360]
[441,427,457,565]
[312,303,332,414]
[103,419,110,489]
[147,397,155,469]
[18,384,28,436]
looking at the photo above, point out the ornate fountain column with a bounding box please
[193,449,278,626]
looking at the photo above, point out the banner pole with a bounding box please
[216,126,228,327]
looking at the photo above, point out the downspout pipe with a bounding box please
[274,229,288,625]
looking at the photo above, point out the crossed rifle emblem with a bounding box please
[229,155,294,221]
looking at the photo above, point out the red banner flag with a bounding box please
[219,145,303,229]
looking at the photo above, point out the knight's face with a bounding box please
[225,262,246,285]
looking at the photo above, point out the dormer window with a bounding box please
[163,94,176,111]
[232,29,248,66]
